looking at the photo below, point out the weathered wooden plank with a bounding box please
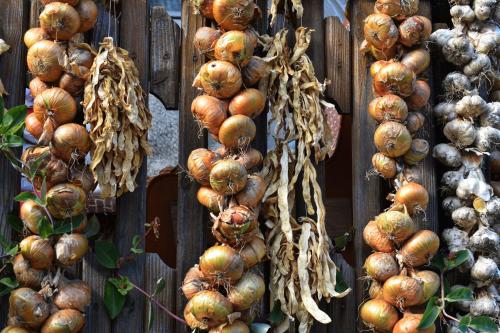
[150,6,180,109]
[91,1,120,50]
[29,0,42,28]
[329,253,357,332]
[176,2,206,332]
[144,254,176,333]
[325,17,351,114]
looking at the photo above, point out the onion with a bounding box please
[186,290,233,329]
[46,183,87,219]
[213,0,256,31]
[239,237,266,269]
[41,0,80,5]
[360,299,399,333]
[193,61,242,99]
[195,27,222,59]
[29,77,50,98]
[55,233,89,267]
[398,16,432,47]
[227,272,265,311]
[214,205,258,246]
[403,138,429,166]
[394,182,429,215]
[229,88,266,119]
[41,309,85,333]
[235,174,266,208]
[197,186,224,213]
[370,60,390,78]
[27,40,64,82]
[69,165,96,193]
[199,245,244,284]
[198,0,215,19]
[374,0,419,20]
[368,94,408,123]
[8,288,50,329]
[20,235,54,270]
[401,49,430,75]
[209,320,250,333]
[369,43,398,61]
[393,313,436,333]
[364,252,399,282]
[1,326,30,333]
[369,280,385,299]
[59,71,87,96]
[12,254,44,289]
[371,153,397,179]
[209,159,248,195]
[24,28,50,48]
[242,56,269,86]
[383,275,424,309]
[218,115,256,149]
[373,61,415,97]
[405,80,430,110]
[76,0,98,32]
[364,14,399,50]
[52,123,90,162]
[25,113,44,140]
[182,266,210,300]
[234,148,263,170]
[411,270,440,304]
[33,157,68,191]
[401,230,440,267]
[21,146,51,170]
[405,112,425,135]
[184,298,208,330]
[188,148,220,186]
[20,200,46,235]
[363,220,394,252]
[54,280,91,311]
[374,121,412,157]
[40,3,81,41]
[375,206,415,244]
[191,95,228,136]
[67,44,94,69]
[215,30,255,66]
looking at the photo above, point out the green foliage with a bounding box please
[95,240,120,269]
[130,235,144,254]
[460,315,499,333]
[0,277,19,297]
[84,215,101,238]
[0,234,18,256]
[445,287,473,303]
[53,215,85,234]
[104,279,126,320]
[418,296,440,330]
[146,277,166,332]
[109,276,134,296]
[38,217,53,239]
[431,250,470,272]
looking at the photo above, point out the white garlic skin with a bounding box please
[471,256,500,286]
[470,293,500,317]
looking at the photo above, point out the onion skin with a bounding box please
[215,31,255,66]
[41,309,85,333]
[373,62,415,97]
[363,220,394,252]
[199,245,244,285]
[194,61,242,99]
[369,280,385,300]
[242,56,269,86]
[8,288,50,329]
[20,235,54,270]
[374,121,412,158]
[398,16,432,47]
[41,0,80,5]
[371,153,397,179]
[374,0,419,20]
[383,275,424,309]
[209,320,250,333]
[228,272,265,311]
[40,3,81,41]
[209,159,248,195]
[55,233,89,267]
[375,207,416,244]
[182,265,210,300]
[393,313,435,333]
[370,60,390,78]
[76,0,98,33]
[20,199,46,234]
[59,72,86,96]
[67,44,94,69]
[364,252,399,282]
[401,230,440,267]
[360,299,399,333]
[368,94,408,123]
[33,157,68,191]
[199,0,215,19]
[33,88,77,126]
[406,111,425,135]
[394,182,429,215]
[218,115,256,149]
[229,88,266,118]
[401,49,430,75]
[191,95,228,136]
[54,280,91,311]
[24,28,50,48]
[27,40,64,82]
[369,43,398,61]
[405,80,430,110]
[24,113,43,140]
[214,205,258,245]
[197,186,224,213]
[52,123,91,162]
[188,148,220,186]
[213,0,256,31]
[46,183,87,219]
[412,270,440,304]
[235,174,266,208]
[29,77,50,98]
[403,138,429,166]
[239,236,266,269]
[234,148,263,170]
[364,13,399,50]
[69,165,96,194]
[1,327,30,333]
[194,27,222,59]
[186,290,233,329]
[12,254,44,289]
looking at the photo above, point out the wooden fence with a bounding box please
[0,0,449,332]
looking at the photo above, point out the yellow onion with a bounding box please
[184,300,208,330]
[186,290,233,329]
[8,288,50,329]
[20,235,54,270]
[209,320,250,333]
[198,0,215,19]
[394,182,429,215]
[360,299,399,333]
[364,252,399,282]
[242,56,269,86]
[67,44,94,69]
[41,309,85,333]
[401,230,439,267]
[29,77,50,98]
[405,80,430,111]
[215,30,255,66]
[193,60,242,99]
[20,199,47,235]
[76,0,98,32]
[401,49,430,75]
[195,27,222,59]
[55,233,89,267]
[374,61,415,97]
[411,270,440,304]
[214,205,258,246]
[25,113,44,140]
[218,115,256,149]
[188,148,220,186]
[69,165,96,194]
[24,28,50,48]
[1,326,30,333]
[398,16,432,47]
[403,139,429,166]
[235,174,266,208]
[239,237,266,269]
[12,254,44,290]
[375,206,415,244]
[191,95,228,136]
[54,280,91,311]
[182,265,210,300]
[41,0,80,5]
[374,0,419,20]
[209,159,248,195]
[59,71,87,96]
[52,123,91,162]
[27,40,64,82]
[229,88,265,118]
[368,94,408,123]
[406,111,425,135]
[374,121,412,157]
[369,280,385,299]
[213,0,256,31]
[197,186,224,213]
[46,183,87,219]
[363,220,394,252]
[364,13,399,50]
[227,272,265,311]
[372,153,397,179]
[383,275,424,309]
[234,148,263,170]
[370,60,390,78]
[39,3,81,41]
[393,313,436,333]
[21,146,51,170]
[199,245,244,285]
[33,157,69,191]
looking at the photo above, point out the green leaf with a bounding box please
[130,235,144,254]
[38,217,53,239]
[152,277,166,297]
[417,296,441,330]
[95,240,120,269]
[459,314,472,332]
[446,250,471,271]
[430,253,446,271]
[468,316,499,333]
[0,277,19,289]
[3,105,27,131]
[40,178,47,205]
[446,287,473,303]
[333,232,350,251]
[53,215,85,234]
[109,276,134,296]
[6,245,18,257]
[104,280,126,320]
[5,135,23,147]
[6,214,23,233]
[335,268,350,293]
[84,215,100,238]
[250,323,271,333]
[268,301,285,325]
[146,300,154,333]
[28,150,50,177]
[14,192,38,203]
